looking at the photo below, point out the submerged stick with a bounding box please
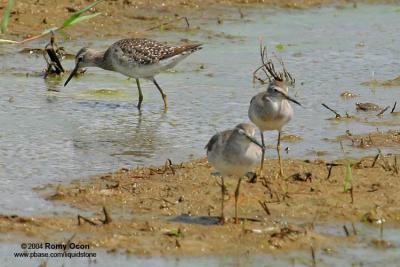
[343,225,350,237]
[391,101,397,113]
[351,222,358,235]
[376,106,390,116]
[321,103,341,118]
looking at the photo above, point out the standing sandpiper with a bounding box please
[64,38,202,110]
[248,46,301,177]
[205,123,263,224]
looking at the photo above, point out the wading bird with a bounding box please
[64,38,202,110]
[248,46,301,177]
[205,123,263,224]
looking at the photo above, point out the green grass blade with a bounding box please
[62,0,104,28]
[64,13,101,27]
[343,163,353,192]
[1,0,14,33]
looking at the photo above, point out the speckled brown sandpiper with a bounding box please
[64,38,202,110]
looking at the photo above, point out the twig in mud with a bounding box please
[63,233,76,252]
[380,221,384,240]
[164,159,175,175]
[258,200,271,215]
[376,106,390,116]
[261,177,274,199]
[351,222,358,235]
[394,156,399,175]
[325,163,341,180]
[146,16,189,31]
[321,103,341,118]
[371,153,380,168]
[100,206,112,224]
[311,246,316,267]
[391,101,397,113]
[77,215,98,226]
[349,187,354,204]
[326,165,334,180]
[378,149,391,171]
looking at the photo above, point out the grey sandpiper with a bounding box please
[248,53,301,178]
[205,123,263,224]
[64,38,202,110]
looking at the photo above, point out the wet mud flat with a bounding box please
[3,0,399,40]
[1,154,399,257]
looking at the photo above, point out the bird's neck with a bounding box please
[89,50,113,71]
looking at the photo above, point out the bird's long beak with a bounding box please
[245,134,264,149]
[280,92,301,106]
[64,61,80,87]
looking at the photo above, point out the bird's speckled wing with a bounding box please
[111,38,201,65]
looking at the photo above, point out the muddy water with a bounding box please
[0,4,400,265]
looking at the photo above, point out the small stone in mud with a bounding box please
[356,102,381,111]
[340,91,359,98]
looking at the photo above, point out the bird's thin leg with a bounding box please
[260,131,265,176]
[234,177,243,224]
[135,78,143,110]
[277,130,284,177]
[219,176,226,225]
[152,78,168,109]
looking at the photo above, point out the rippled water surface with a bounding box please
[0,3,399,218]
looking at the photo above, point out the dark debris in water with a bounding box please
[356,102,381,111]
[169,214,220,225]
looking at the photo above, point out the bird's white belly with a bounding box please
[113,62,163,79]
[208,145,261,177]
[250,101,293,131]
[112,53,191,79]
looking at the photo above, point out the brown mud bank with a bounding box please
[1,154,400,256]
[1,0,399,40]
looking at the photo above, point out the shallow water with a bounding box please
[1,4,400,265]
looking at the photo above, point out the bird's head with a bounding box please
[234,123,264,148]
[64,47,97,86]
[267,80,301,106]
